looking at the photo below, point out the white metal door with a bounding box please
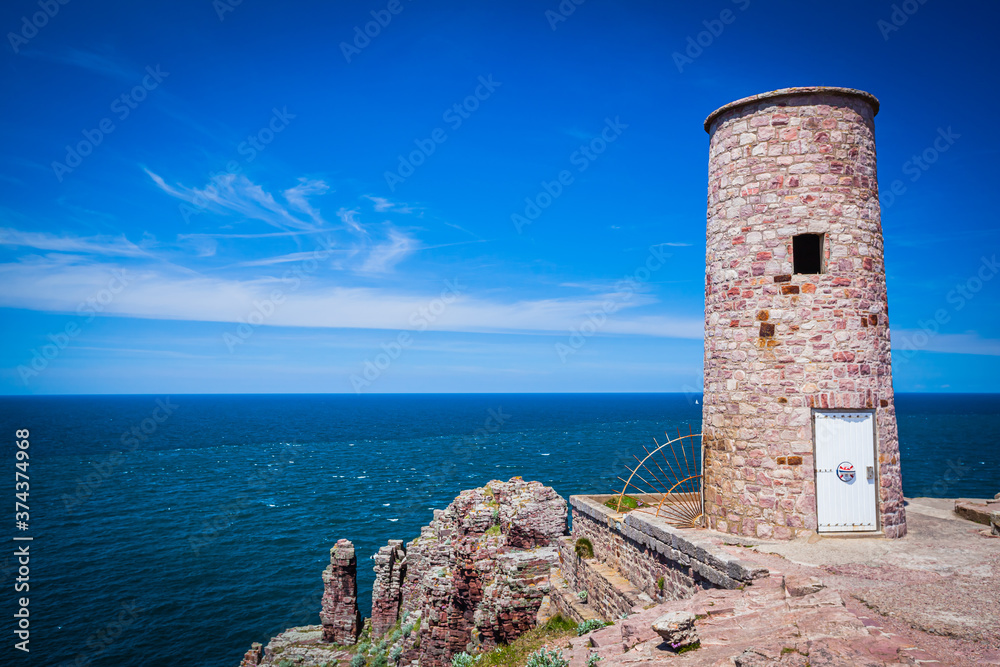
[814,411,877,532]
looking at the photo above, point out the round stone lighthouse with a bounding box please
[701,87,906,540]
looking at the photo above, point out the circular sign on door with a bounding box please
[837,461,856,483]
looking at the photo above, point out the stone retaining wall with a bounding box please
[564,495,767,618]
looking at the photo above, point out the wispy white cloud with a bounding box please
[0,257,703,339]
[146,170,325,233]
[365,195,393,212]
[336,207,365,235]
[23,47,134,81]
[229,249,339,268]
[284,179,329,224]
[0,228,150,257]
[359,228,418,274]
[364,195,414,214]
[894,331,1000,357]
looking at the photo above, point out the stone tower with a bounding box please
[701,87,906,540]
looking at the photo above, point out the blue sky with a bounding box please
[1,0,998,394]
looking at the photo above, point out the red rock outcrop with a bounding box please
[376,477,567,666]
[370,539,406,636]
[319,539,362,644]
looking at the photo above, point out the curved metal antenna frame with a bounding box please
[613,427,704,529]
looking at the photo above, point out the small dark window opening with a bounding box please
[793,234,824,274]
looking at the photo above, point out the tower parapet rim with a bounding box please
[704,86,880,134]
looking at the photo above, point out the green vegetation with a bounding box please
[486,525,502,536]
[350,653,366,667]
[604,495,640,512]
[390,645,402,663]
[656,576,665,590]
[401,623,414,638]
[451,652,479,667]
[575,619,610,636]
[576,590,588,603]
[586,655,601,667]
[676,641,701,654]
[573,537,594,559]
[524,647,569,667]
[475,615,576,667]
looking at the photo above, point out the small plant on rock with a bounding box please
[676,641,701,654]
[604,495,640,512]
[586,654,602,667]
[577,590,588,603]
[402,623,414,638]
[576,619,609,636]
[350,653,366,667]
[574,537,594,559]
[656,575,665,590]
[525,647,569,667]
[451,651,479,667]
[390,646,403,663]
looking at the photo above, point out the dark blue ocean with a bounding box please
[0,393,997,667]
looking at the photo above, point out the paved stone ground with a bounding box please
[731,498,1000,653]
[545,497,999,666]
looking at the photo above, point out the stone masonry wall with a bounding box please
[564,496,767,620]
[702,87,906,539]
[557,536,652,620]
[570,507,703,603]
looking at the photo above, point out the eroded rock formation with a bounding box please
[235,478,567,667]
[381,477,568,666]
[371,539,406,636]
[319,539,362,644]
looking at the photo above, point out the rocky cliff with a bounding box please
[238,477,567,667]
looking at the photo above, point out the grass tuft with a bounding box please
[475,615,577,667]
[604,495,640,512]
[574,537,594,559]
